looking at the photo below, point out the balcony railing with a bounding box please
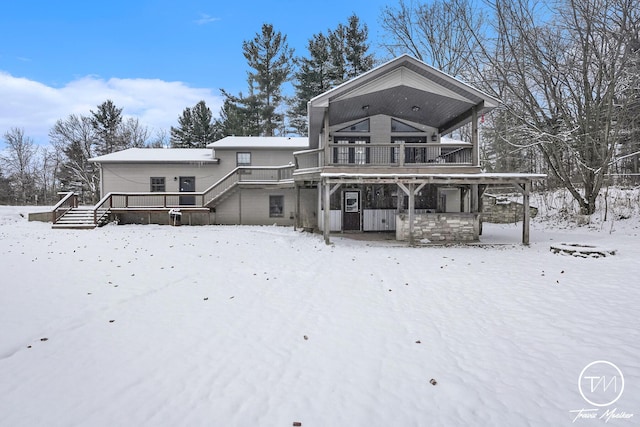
[295,142,473,170]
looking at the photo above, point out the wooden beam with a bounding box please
[408,183,415,246]
[415,182,427,194]
[329,183,341,196]
[470,184,478,213]
[323,179,331,245]
[521,181,531,245]
[294,184,300,231]
[471,105,479,167]
[397,182,410,196]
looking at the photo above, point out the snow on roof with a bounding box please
[208,136,309,149]
[440,136,471,145]
[89,148,217,163]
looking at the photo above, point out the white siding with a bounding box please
[215,149,295,169]
[318,210,342,232]
[213,188,296,226]
[101,163,224,194]
[363,209,396,231]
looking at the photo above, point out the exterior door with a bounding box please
[343,191,361,231]
[179,176,196,205]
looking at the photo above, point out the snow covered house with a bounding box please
[64,55,543,243]
[86,137,307,226]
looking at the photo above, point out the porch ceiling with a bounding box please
[308,55,501,148]
[327,87,475,131]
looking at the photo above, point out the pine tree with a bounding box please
[170,101,216,148]
[90,100,123,155]
[344,14,374,79]
[242,23,294,136]
[288,15,375,135]
[289,33,333,135]
[328,15,374,83]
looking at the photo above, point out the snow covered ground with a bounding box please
[0,204,638,426]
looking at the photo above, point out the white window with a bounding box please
[237,152,251,166]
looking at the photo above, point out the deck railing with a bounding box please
[295,142,473,169]
[294,148,324,169]
[88,165,296,224]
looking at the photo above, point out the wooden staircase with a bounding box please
[52,207,110,229]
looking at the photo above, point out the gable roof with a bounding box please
[208,136,308,149]
[89,148,217,164]
[308,54,500,147]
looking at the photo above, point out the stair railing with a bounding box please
[52,192,78,224]
[92,192,114,225]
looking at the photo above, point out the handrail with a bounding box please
[92,192,113,224]
[52,192,77,223]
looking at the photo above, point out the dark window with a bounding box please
[150,177,165,192]
[237,152,251,166]
[269,195,284,217]
[337,119,370,132]
[391,119,422,132]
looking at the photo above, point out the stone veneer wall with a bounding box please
[396,213,480,242]
[482,194,538,224]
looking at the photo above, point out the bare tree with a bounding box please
[37,146,63,205]
[379,0,484,77]
[466,0,640,214]
[49,114,100,203]
[121,117,150,148]
[0,128,39,205]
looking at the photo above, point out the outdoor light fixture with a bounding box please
[431,133,438,141]
[174,177,178,181]
[412,105,420,112]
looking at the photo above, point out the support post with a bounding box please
[470,184,479,213]
[323,179,331,245]
[408,182,415,246]
[294,183,300,231]
[522,181,531,245]
[471,105,479,167]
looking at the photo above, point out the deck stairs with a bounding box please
[52,207,110,229]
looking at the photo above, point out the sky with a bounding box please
[0,0,394,146]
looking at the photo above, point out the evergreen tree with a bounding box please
[170,106,194,147]
[288,15,375,135]
[91,100,124,155]
[242,23,294,136]
[289,33,333,135]
[170,100,217,148]
[213,90,261,138]
[343,14,374,79]
[328,15,374,82]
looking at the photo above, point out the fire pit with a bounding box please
[550,243,616,258]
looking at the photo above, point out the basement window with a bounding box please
[269,195,284,217]
[150,177,166,192]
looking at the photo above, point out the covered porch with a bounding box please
[294,172,544,245]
